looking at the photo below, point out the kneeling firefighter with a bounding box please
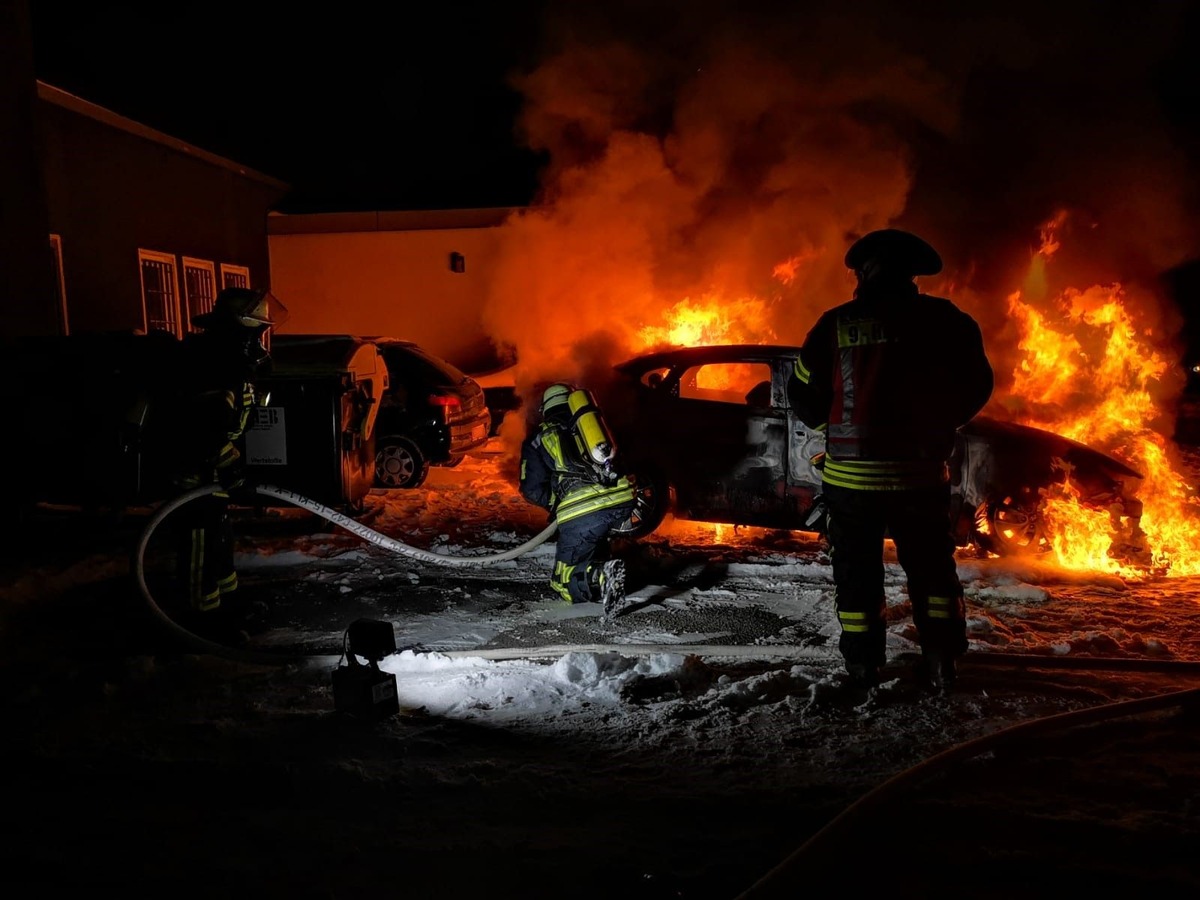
[167,287,289,637]
[519,383,636,617]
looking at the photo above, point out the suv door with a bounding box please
[779,351,827,491]
[656,357,791,525]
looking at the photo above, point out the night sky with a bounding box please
[27,1,1200,225]
[27,0,551,213]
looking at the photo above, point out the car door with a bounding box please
[656,356,792,525]
[778,350,827,492]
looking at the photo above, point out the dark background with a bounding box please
[27,1,1200,220]
[28,0,550,213]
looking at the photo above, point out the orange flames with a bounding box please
[632,215,1200,577]
[637,293,778,349]
[1005,219,1200,578]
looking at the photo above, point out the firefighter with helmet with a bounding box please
[519,382,637,619]
[169,286,288,638]
[787,229,994,691]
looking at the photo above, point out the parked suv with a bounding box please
[365,337,492,488]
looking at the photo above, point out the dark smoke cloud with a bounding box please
[482,0,1200,422]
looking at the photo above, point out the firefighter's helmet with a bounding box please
[192,287,290,331]
[541,383,573,416]
[845,229,942,277]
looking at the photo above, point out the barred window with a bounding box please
[138,249,180,337]
[182,257,217,332]
[220,263,250,289]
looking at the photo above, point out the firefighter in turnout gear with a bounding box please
[787,229,994,690]
[169,287,288,637]
[519,383,637,619]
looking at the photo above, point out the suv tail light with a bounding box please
[429,393,461,422]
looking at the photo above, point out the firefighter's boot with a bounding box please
[918,650,958,693]
[597,559,627,622]
[845,663,881,689]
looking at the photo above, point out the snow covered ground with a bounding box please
[2,436,1199,897]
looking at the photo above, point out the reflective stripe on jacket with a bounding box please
[787,285,993,491]
[520,424,634,524]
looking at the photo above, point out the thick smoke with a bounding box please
[481,0,1200,422]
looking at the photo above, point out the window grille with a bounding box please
[138,249,180,337]
[182,257,217,332]
[220,263,250,289]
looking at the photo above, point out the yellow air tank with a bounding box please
[566,388,617,469]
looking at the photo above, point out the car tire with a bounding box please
[438,455,466,468]
[973,494,1048,556]
[611,469,671,538]
[375,437,430,489]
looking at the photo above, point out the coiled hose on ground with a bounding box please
[133,482,558,664]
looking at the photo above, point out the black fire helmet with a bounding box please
[844,229,943,277]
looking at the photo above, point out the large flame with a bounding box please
[630,214,1200,575]
[637,292,777,349]
[1006,217,1200,577]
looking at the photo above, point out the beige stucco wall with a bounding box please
[268,222,505,372]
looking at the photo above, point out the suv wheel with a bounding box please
[973,493,1048,556]
[611,469,671,538]
[376,437,430,489]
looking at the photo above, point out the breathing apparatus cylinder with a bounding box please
[566,388,617,472]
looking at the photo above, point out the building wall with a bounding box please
[37,87,288,336]
[269,213,510,372]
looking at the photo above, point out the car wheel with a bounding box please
[612,470,671,538]
[375,437,430,489]
[973,494,1048,556]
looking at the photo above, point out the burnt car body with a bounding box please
[600,344,1144,555]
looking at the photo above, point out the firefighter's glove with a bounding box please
[217,465,247,492]
[223,471,261,505]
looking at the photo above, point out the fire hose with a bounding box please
[136,484,1200,681]
[132,482,558,664]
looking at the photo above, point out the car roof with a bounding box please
[274,333,370,344]
[360,336,420,346]
[614,343,804,374]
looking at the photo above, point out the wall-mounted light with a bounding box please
[449,252,465,274]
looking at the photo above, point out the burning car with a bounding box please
[600,344,1144,556]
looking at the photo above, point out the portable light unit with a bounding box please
[332,618,399,719]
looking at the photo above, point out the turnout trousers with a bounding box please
[174,491,238,613]
[551,502,635,604]
[822,481,967,667]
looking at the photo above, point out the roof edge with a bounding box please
[267,206,524,235]
[36,81,291,192]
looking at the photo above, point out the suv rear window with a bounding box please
[384,344,468,387]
